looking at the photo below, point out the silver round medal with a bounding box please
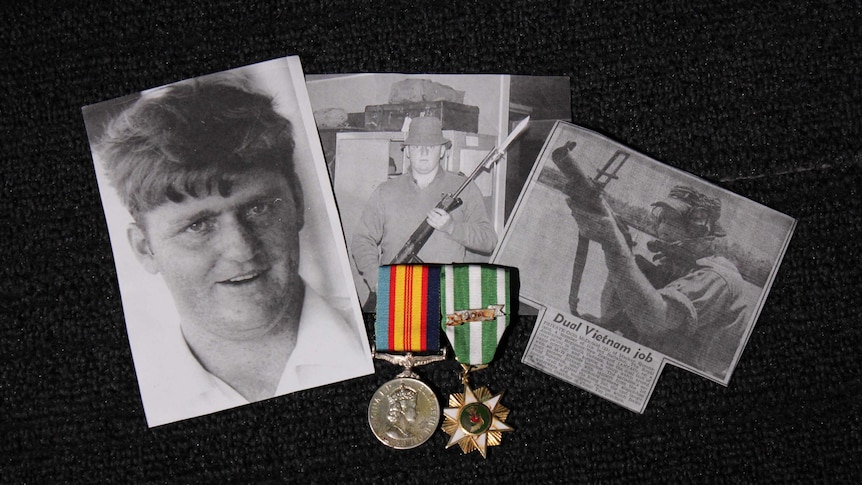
[368,377,441,449]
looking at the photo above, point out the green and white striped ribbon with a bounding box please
[440,264,511,365]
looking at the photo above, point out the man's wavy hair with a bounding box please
[97,75,303,222]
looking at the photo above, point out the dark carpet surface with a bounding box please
[2,1,860,482]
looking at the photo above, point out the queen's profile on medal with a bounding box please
[384,385,418,439]
[368,378,440,449]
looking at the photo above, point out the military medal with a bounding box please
[439,264,514,458]
[368,374,441,450]
[368,264,445,449]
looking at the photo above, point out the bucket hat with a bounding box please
[404,117,450,146]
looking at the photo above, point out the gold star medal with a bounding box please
[442,364,513,458]
[439,264,514,458]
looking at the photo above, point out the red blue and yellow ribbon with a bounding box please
[375,265,441,352]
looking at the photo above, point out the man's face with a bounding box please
[653,205,690,243]
[129,168,302,340]
[407,144,446,176]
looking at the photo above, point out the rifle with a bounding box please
[389,116,531,264]
[551,141,629,315]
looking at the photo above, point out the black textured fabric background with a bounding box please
[2,1,860,482]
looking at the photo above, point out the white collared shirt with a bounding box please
[136,283,372,427]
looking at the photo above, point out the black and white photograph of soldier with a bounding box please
[83,57,373,427]
[305,73,572,307]
[349,116,498,307]
[493,122,796,382]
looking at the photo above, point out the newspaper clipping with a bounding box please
[492,122,795,412]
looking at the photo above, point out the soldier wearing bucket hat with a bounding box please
[567,183,749,380]
[351,117,497,304]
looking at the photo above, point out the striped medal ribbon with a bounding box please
[439,264,514,458]
[375,264,441,353]
[440,264,510,365]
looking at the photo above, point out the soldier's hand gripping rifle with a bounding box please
[390,116,531,264]
[551,141,629,315]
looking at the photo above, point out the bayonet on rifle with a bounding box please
[390,116,531,264]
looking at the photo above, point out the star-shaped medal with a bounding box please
[442,384,513,458]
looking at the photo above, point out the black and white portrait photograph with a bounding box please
[494,122,796,383]
[82,57,374,427]
[305,73,571,308]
